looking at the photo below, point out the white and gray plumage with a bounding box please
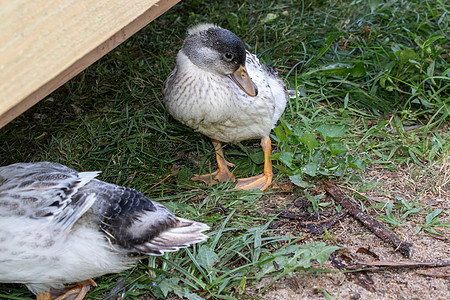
[0,162,209,300]
[163,23,287,191]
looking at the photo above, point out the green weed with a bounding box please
[376,196,424,227]
[271,119,366,186]
[415,209,450,235]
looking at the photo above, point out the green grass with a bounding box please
[0,0,449,299]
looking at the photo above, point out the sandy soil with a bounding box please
[253,162,450,300]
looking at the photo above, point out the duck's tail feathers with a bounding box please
[135,218,210,256]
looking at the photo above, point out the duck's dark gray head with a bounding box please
[181,24,257,97]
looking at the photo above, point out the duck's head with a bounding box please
[181,23,257,97]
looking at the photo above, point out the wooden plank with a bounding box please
[0,0,180,129]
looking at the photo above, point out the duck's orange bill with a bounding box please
[229,65,257,97]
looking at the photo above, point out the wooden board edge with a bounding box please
[0,0,180,129]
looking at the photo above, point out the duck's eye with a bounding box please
[223,52,234,61]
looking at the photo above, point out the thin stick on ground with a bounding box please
[347,260,450,270]
[323,180,413,258]
[275,198,349,234]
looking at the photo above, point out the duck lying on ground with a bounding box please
[0,161,209,300]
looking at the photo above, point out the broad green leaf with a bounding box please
[316,124,347,140]
[184,289,204,300]
[380,76,386,88]
[300,132,319,150]
[280,119,294,135]
[349,158,366,170]
[263,13,278,23]
[368,0,380,12]
[277,151,294,169]
[328,141,347,155]
[289,174,313,188]
[301,242,340,266]
[401,209,421,220]
[196,245,219,268]
[315,245,340,266]
[302,162,317,177]
[424,227,441,235]
[293,152,305,163]
[292,123,304,137]
[273,163,294,175]
[350,61,366,77]
[287,134,302,147]
[158,278,179,297]
[427,59,436,77]
[343,93,349,108]
[395,47,419,65]
[425,209,442,224]
[260,255,291,276]
[249,150,264,164]
[273,125,288,143]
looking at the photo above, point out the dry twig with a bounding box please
[347,260,450,270]
[324,180,413,258]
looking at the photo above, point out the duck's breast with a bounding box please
[164,52,284,143]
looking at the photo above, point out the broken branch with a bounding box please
[324,180,413,258]
[348,260,450,270]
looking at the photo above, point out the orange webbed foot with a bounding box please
[192,139,236,185]
[50,279,96,300]
[235,173,272,191]
[192,168,236,185]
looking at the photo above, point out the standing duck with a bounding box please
[163,23,287,191]
[0,162,209,300]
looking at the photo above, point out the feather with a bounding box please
[0,162,209,297]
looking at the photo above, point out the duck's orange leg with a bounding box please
[192,139,236,185]
[235,136,273,191]
[49,279,96,300]
[36,292,51,300]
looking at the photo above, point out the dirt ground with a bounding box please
[253,162,449,300]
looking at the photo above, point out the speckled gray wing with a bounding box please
[0,162,99,231]
[245,51,288,127]
[245,51,279,78]
[162,67,177,97]
[79,180,209,255]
